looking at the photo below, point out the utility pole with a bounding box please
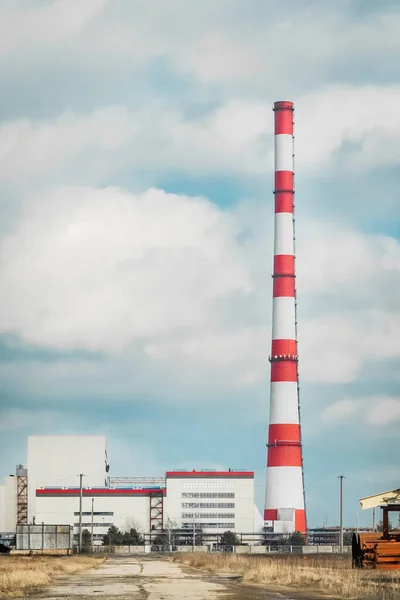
[91,497,94,554]
[192,514,195,552]
[339,475,344,553]
[78,473,84,553]
[372,507,376,532]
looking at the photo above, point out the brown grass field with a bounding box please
[173,552,400,599]
[0,554,104,597]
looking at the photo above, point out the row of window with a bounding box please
[181,482,235,489]
[181,493,235,499]
[183,522,235,529]
[182,503,235,509]
[181,513,235,519]
[73,523,113,528]
[73,512,114,516]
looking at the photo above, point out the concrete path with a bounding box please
[37,555,283,599]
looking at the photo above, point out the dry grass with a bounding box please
[0,554,104,597]
[173,552,400,600]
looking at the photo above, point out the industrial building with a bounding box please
[0,436,260,544]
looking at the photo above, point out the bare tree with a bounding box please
[124,517,143,534]
[164,516,179,547]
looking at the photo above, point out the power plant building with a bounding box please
[0,436,259,543]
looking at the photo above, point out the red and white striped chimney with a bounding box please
[264,101,306,534]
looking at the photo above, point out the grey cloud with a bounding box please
[0,1,399,122]
[0,333,103,363]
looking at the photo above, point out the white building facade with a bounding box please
[1,436,257,542]
[0,475,17,533]
[35,487,162,543]
[164,470,255,534]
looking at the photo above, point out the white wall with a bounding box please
[253,504,265,534]
[0,484,5,531]
[27,436,107,522]
[0,476,17,532]
[35,494,150,539]
[5,476,17,531]
[164,475,254,534]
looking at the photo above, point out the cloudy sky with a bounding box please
[0,0,399,529]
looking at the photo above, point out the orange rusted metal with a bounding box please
[353,505,400,570]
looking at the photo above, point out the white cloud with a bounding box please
[296,217,400,383]
[0,407,77,433]
[0,186,251,352]
[2,86,400,190]
[0,186,399,396]
[322,399,361,422]
[3,1,399,98]
[322,396,400,427]
[295,86,400,172]
[297,220,400,296]
[0,102,269,184]
[299,310,400,384]
[367,398,400,426]
[0,0,109,56]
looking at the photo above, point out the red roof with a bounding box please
[36,488,166,497]
[166,471,254,478]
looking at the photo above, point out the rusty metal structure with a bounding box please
[16,464,28,526]
[149,491,164,537]
[353,488,400,570]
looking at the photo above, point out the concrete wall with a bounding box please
[27,436,107,522]
[303,545,351,554]
[92,545,351,555]
[95,545,149,554]
[0,476,17,532]
[94,545,210,554]
[16,524,73,551]
[0,483,5,531]
[5,476,17,531]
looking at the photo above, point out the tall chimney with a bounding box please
[264,101,306,534]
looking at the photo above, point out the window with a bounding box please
[182,503,235,509]
[181,493,235,499]
[181,513,235,520]
[181,481,235,489]
[73,512,114,516]
[73,523,114,528]
[182,522,235,529]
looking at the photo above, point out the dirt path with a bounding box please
[35,555,287,599]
